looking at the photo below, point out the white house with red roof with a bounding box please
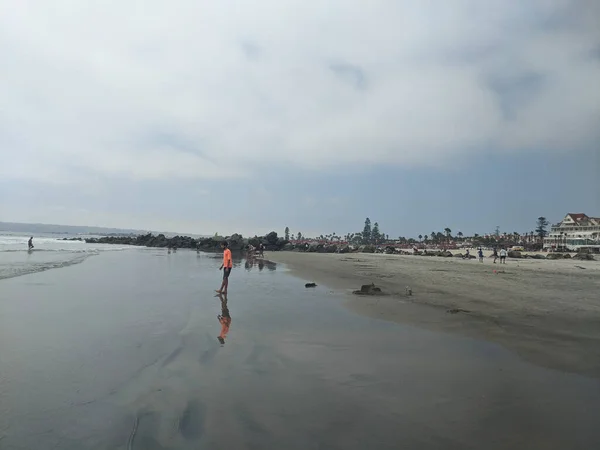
[544,213,600,252]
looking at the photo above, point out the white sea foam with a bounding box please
[0,233,134,280]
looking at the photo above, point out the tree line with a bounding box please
[284,217,551,247]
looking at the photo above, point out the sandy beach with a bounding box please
[268,251,600,378]
[2,246,600,448]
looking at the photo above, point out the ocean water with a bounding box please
[0,247,599,449]
[0,233,130,280]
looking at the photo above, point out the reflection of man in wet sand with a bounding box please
[217,294,231,345]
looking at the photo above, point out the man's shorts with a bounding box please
[223,267,232,279]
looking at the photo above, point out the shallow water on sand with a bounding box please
[0,249,599,449]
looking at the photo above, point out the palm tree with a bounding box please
[444,228,452,243]
[431,231,436,243]
[418,234,423,242]
[423,234,429,242]
[457,231,463,241]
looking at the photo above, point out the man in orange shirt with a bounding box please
[217,241,233,295]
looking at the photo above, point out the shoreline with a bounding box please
[267,251,600,379]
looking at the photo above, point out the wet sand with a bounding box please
[1,249,600,449]
[268,252,600,378]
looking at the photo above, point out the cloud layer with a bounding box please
[1,0,599,182]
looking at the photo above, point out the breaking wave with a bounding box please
[0,253,94,280]
[0,235,133,281]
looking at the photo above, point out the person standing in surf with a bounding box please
[217,241,232,295]
[28,237,34,250]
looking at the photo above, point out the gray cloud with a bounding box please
[240,41,262,60]
[330,63,367,90]
[0,0,598,183]
[486,72,546,120]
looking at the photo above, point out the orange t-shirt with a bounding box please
[223,248,232,268]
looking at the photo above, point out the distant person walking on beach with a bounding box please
[478,248,484,263]
[463,249,470,260]
[217,241,233,295]
[492,248,498,263]
[499,248,507,264]
[28,237,34,250]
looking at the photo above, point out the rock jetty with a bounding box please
[85,231,289,252]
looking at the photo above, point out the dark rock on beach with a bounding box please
[352,283,384,296]
[529,254,547,260]
[574,252,596,261]
[447,308,471,314]
[307,243,322,253]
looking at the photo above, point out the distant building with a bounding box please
[544,213,600,252]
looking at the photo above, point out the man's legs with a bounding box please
[219,268,230,294]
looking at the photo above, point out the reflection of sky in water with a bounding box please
[0,249,599,449]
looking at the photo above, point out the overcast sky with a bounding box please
[1,0,599,237]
